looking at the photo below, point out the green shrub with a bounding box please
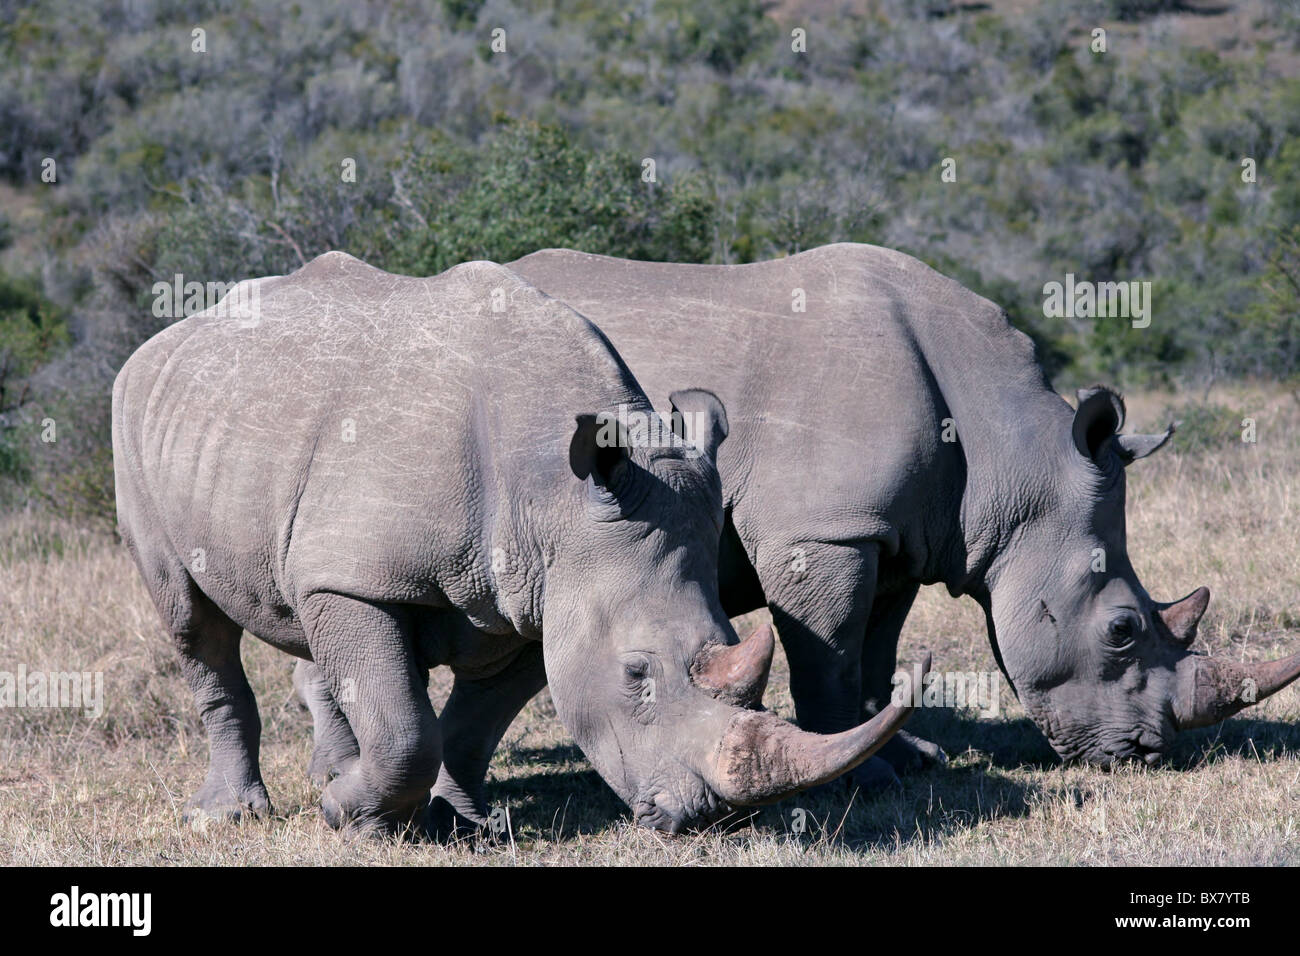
[1232,226,1300,381]
[386,120,716,276]
[1162,401,1245,453]
[0,271,68,487]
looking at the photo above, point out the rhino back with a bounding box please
[114,252,643,635]
[511,243,1053,580]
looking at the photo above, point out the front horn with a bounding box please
[691,622,775,709]
[1156,587,1211,646]
[1173,650,1300,730]
[704,653,930,805]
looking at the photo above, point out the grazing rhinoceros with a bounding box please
[501,243,1300,775]
[112,251,915,836]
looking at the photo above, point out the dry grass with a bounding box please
[1,385,1297,865]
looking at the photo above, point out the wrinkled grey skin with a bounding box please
[504,243,1296,770]
[114,252,869,836]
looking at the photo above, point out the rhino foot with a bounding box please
[428,794,492,846]
[182,776,272,826]
[320,775,434,842]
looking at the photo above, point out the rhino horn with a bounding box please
[1173,650,1300,730]
[1156,586,1211,646]
[704,653,929,805]
[690,622,774,708]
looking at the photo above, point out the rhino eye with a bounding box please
[622,655,658,723]
[622,656,650,683]
[1104,614,1138,649]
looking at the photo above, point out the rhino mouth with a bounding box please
[1093,739,1166,769]
[1049,726,1171,769]
[632,784,732,834]
[1024,690,1173,768]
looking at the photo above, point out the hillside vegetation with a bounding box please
[1,0,1299,516]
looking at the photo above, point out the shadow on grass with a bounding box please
[1163,717,1300,769]
[485,712,1299,852]
[487,743,628,837]
[746,761,1043,855]
[906,706,1300,771]
[491,733,1046,853]
[908,708,1061,770]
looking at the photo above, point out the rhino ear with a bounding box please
[1073,386,1170,467]
[1072,385,1126,463]
[669,388,729,460]
[569,413,629,487]
[1115,425,1174,464]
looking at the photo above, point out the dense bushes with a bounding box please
[1,0,1299,519]
[0,272,67,494]
[384,122,716,275]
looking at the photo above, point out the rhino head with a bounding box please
[548,390,917,831]
[979,385,1300,767]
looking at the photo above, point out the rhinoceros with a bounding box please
[112,251,915,836]
[499,243,1300,775]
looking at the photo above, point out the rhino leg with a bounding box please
[429,643,548,842]
[757,539,902,795]
[859,583,948,771]
[293,659,360,785]
[299,593,441,838]
[167,582,272,823]
[763,539,876,734]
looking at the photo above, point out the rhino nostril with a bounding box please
[1133,731,1165,760]
[1119,740,1164,766]
[1099,733,1164,767]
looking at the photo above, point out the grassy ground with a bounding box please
[0,385,1297,865]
